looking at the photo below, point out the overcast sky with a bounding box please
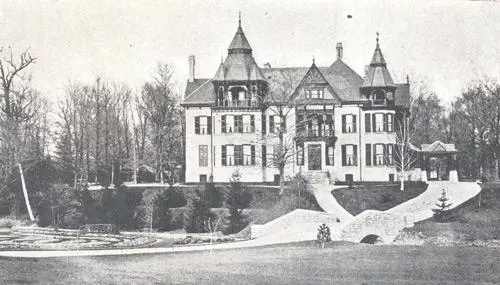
[1,0,499,107]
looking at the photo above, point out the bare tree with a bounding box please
[203,216,223,253]
[394,112,418,191]
[261,70,298,195]
[137,63,183,184]
[0,48,46,219]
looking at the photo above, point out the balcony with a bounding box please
[216,100,261,108]
[295,128,336,140]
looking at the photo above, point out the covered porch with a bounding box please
[420,141,459,182]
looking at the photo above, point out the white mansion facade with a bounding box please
[182,20,411,184]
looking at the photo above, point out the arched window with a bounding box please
[218,86,225,106]
[229,86,246,107]
[372,90,386,105]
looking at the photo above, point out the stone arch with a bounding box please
[360,234,383,244]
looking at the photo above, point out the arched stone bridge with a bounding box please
[339,210,408,243]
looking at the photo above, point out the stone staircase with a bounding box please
[302,171,330,184]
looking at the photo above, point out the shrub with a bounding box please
[224,170,252,234]
[184,189,214,233]
[432,189,453,222]
[317,223,332,248]
[205,181,223,208]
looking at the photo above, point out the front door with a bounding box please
[308,144,322,170]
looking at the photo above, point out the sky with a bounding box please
[1,0,499,109]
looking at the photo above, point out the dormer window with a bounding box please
[305,88,324,99]
[371,90,386,105]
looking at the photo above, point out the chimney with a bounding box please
[188,55,195,83]
[336,42,343,60]
[264,62,271,69]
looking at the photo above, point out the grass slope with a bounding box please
[0,242,498,284]
[332,183,428,215]
[408,183,500,243]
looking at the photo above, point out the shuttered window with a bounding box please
[365,113,371,133]
[366,143,372,166]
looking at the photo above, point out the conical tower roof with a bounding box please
[363,34,395,88]
[228,16,252,54]
[213,15,265,81]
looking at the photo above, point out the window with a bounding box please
[222,144,255,166]
[374,144,385,165]
[261,114,266,134]
[325,115,334,136]
[311,118,319,136]
[326,146,334,165]
[224,145,234,166]
[342,145,357,166]
[375,113,384,132]
[243,145,255,165]
[243,115,255,133]
[195,116,211,135]
[218,87,224,106]
[366,143,372,166]
[199,145,208,167]
[226,115,234,133]
[296,144,304,165]
[386,144,393,165]
[387,114,394,132]
[342,114,356,133]
[305,88,324,99]
[234,115,243,133]
[272,146,279,167]
[262,145,267,166]
[199,175,207,183]
[269,115,275,133]
[365,113,371,133]
[234,145,243,165]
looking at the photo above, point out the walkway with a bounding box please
[310,184,354,222]
[387,181,481,225]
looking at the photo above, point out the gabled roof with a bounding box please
[261,60,366,104]
[261,67,309,102]
[289,62,342,103]
[420,141,458,153]
[182,79,214,106]
[320,60,365,102]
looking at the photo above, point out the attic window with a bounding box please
[305,88,324,99]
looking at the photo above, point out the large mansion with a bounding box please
[182,19,411,184]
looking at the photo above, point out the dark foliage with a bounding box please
[224,170,252,234]
[184,189,214,233]
[317,223,332,247]
[432,189,453,222]
[204,181,223,208]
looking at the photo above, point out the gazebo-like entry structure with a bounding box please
[420,141,459,182]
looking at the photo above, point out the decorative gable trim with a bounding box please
[290,64,342,103]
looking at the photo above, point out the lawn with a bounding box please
[332,182,428,215]
[0,242,498,284]
[404,183,499,245]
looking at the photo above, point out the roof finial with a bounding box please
[312,56,315,65]
[238,12,241,27]
[407,74,410,84]
[376,32,380,45]
[221,55,223,63]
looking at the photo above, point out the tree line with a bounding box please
[0,47,498,220]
